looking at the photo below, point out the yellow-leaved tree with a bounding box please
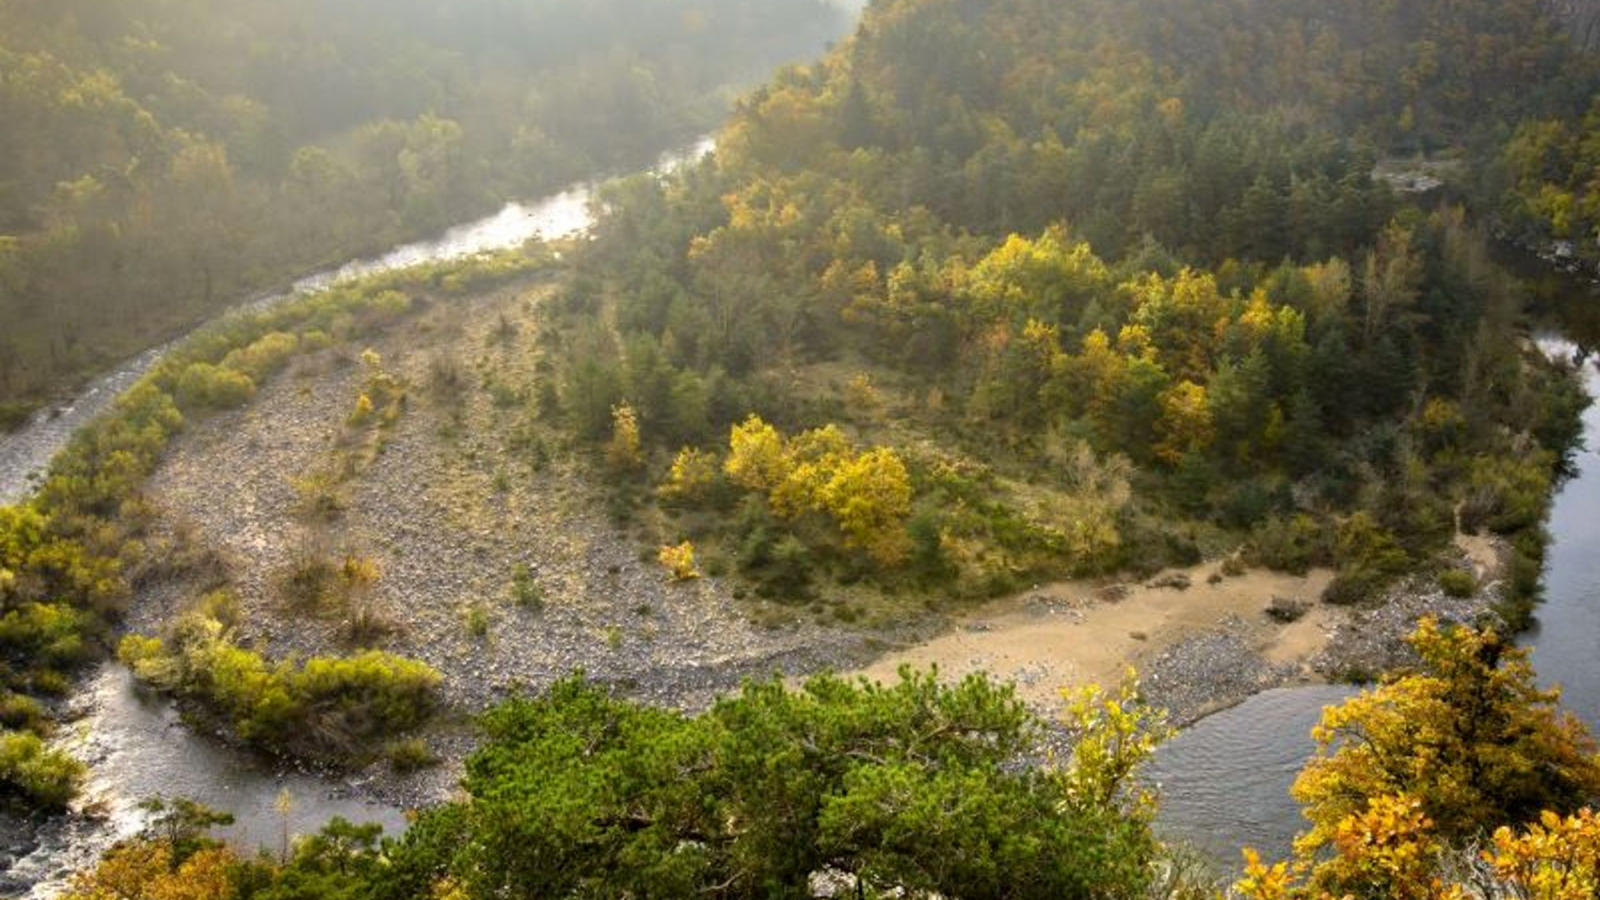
[658,541,699,581]
[658,447,719,503]
[1235,618,1600,900]
[821,446,912,566]
[770,424,853,518]
[1291,618,1600,853]
[1154,379,1213,465]
[62,840,235,900]
[723,414,789,492]
[606,403,643,471]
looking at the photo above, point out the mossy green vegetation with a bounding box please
[118,611,440,763]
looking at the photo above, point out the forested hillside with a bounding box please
[525,0,1597,621]
[0,0,848,426]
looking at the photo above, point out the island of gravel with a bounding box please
[125,273,1509,809]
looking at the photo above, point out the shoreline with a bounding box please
[851,532,1503,727]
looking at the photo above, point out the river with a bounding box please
[0,136,714,896]
[1149,277,1600,869]
[0,136,714,508]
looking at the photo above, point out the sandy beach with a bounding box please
[856,562,1335,714]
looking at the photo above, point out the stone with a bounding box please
[1265,595,1310,623]
[1146,572,1192,591]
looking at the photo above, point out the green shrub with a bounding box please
[174,362,256,410]
[0,693,47,732]
[1322,566,1393,606]
[299,329,334,352]
[282,553,339,609]
[489,381,523,409]
[292,471,346,521]
[464,604,490,638]
[1334,512,1411,576]
[28,669,72,696]
[121,613,440,762]
[1460,453,1555,536]
[386,737,439,772]
[0,602,95,668]
[760,536,814,600]
[0,401,35,434]
[0,730,84,810]
[1496,544,1548,632]
[1250,514,1334,575]
[220,331,299,381]
[292,651,441,741]
[510,564,543,609]
[1216,476,1290,530]
[1437,568,1477,598]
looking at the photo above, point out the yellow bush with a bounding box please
[658,542,700,581]
[607,403,643,470]
[658,447,717,502]
[348,393,375,426]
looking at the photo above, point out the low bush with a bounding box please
[0,401,35,434]
[0,602,96,669]
[1437,568,1477,598]
[510,564,543,609]
[173,363,255,411]
[1322,566,1393,606]
[220,332,299,381]
[386,737,439,772]
[1250,514,1334,575]
[0,730,84,810]
[119,612,440,763]
[0,693,47,732]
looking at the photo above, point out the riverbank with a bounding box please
[0,136,716,508]
[855,532,1504,725]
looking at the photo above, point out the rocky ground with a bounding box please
[857,542,1502,728]
[135,281,885,806]
[1143,553,1500,724]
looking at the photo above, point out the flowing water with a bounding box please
[1150,278,1600,871]
[0,136,714,507]
[0,137,713,895]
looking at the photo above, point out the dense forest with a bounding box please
[523,0,1599,625]
[0,0,850,428]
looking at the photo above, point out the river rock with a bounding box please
[1265,596,1310,623]
[1096,584,1131,603]
[1146,572,1192,591]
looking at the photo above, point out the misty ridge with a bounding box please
[2,2,1600,900]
